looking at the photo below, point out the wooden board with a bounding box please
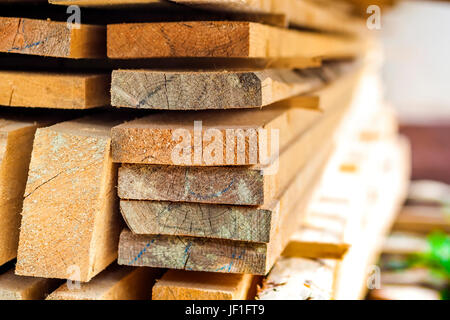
[0,269,61,300]
[15,115,129,282]
[0,71,110,109]
[257,257,336,300]
[152,270,258,300]
[111,68,325,110]
[47,265,161,300]
[107,21,365,65]
[393,205,450,234]
[111,62,360,165]
[0,17,105,58]
[172,0,366,35]
[117,144,331,275]
[0,117,56,267]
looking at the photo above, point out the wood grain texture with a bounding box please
[0,17,105,58]
[0,71,110,109]
[15,115,127,281]
[111,68,324,110]
[107,21,364,63]
[117,72,356,207]
[0,117,53,267]
[117,106,343,206]
[173,0,366,35]
[152,270,258,300]
[0,269,61,300]
[118,143,331,275]
[257,257,336,300]
[47,265,161,300]
[111,61,358,165]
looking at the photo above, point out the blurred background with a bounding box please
[367,0,450,300]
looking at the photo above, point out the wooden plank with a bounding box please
[15,115,129,282]
[257,257,336,300]
[47,265,162,300]
[117,143,331,275]
[110,68,325,110]
[0,269,61,300]
[0,117,57,267]
[111,62,360,166]
[0,71,110,109]
[0,17,105,58]
[172,0,366,35]
[393,205,450,234]
[152,270,258,300]
[107,21,365,64]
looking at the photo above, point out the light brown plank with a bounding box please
[0,71,110,109]
[16,115,128,281]
[0,269,60,300]
[152,270,258,300]
[47,265,161,300]
[257,257,336,300]
[0,117,57,267]
[107,21,365,64]
[0,17,105,58]
[173,0,366,34]
[110,68,325,110]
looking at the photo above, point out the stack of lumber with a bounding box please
[0,0,409,300]
[257,65,410,300]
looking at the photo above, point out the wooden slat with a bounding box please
[16,115,129,281]
[47,265,161,300]
[111,68,325,110]
[257,257,336,300]
[0,116,60,266]
[0,17,105,58]
[0,71,110,109]
[393,205,450,234]
[117,143,331,275]
[107,21,365,65]
[0,269,60,300]
[152,270,258,300]
[173,0,366,34]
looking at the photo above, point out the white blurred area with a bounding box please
[380,0,450,124]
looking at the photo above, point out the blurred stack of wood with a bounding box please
[0,0,409,300]
[368,181,450,300]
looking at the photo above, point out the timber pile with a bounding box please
[0,0,410,300]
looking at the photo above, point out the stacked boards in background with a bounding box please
[368,182,450,300]
[0,0,408,300]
